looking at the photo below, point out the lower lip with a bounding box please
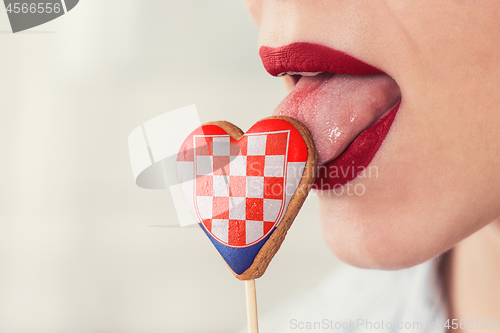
[312,101,400,190]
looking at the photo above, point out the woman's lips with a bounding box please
[259,42,402,190]
[259,43,384,76]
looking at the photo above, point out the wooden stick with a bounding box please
[245,279,259,333]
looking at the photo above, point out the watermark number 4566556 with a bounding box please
[3,0,79,33]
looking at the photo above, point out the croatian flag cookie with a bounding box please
[176,117,317,280]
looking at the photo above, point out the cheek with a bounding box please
[315,99,500,269]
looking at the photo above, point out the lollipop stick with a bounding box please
[245,279,259,333]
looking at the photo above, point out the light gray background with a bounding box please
[0,1,339,332]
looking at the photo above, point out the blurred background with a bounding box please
[0,1,339,332]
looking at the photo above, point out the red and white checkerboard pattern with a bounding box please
[193,131,290,247]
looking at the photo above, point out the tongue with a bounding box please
[274,73,401,165]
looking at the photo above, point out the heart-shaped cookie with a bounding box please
[176,116,317,280]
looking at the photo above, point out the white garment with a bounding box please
[248,259,448,333]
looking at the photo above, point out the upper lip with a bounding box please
[259,42,384,77]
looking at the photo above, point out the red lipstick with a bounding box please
[259,42,384,77]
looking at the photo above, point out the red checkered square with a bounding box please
[247,156,265,176]
[212,196,229,219]
[230,136,247,156]
[264,177,284,200]
[229,176,246,197]
[195,137,212,155]
[246,198,263,221]
[264,221,275,235]
[265,132,288,155]
[228,220,246,246]
[196,175,213,196]
[213,156,230,176]
[203,219,212,232]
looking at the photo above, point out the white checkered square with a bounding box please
[264,155,285,177]
[212,137,230,156]
[229,155,247,176]
[213,176,229,197]
[246,176,264,198]
[264,199,281,222]
[247,135,267,155]
[212,219,229,243]
[196,156,213,176]
[285,162,306,200]
[229,197,246,220]
[196,196,213,219]
[246,221,263,244]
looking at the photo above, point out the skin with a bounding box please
[244,0,500,324]
[446,223,500,329]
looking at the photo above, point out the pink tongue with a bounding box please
[274,73,401,165]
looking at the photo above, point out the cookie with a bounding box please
[176,116,317,280]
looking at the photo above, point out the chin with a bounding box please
[316,184,465,270]
[319,213,441,270]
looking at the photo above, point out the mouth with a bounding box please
[259,42,402,190]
